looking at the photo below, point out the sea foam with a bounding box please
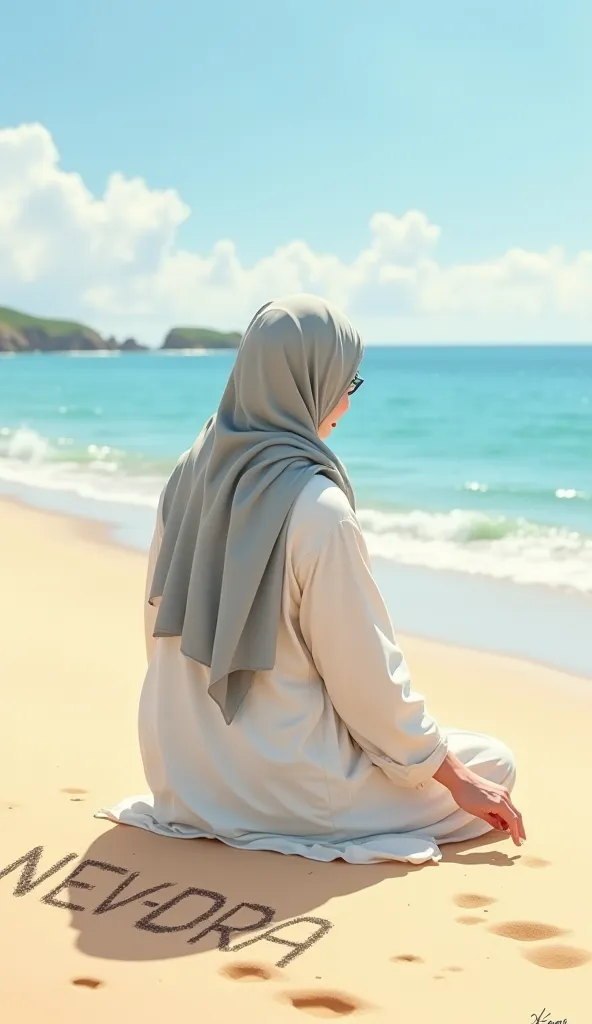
[1,425,591,594]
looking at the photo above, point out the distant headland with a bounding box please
[0,306,242,353]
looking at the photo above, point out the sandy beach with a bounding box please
[1,497,591,1023]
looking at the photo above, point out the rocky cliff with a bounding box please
[0,306,241,353]
[163,326,241,350]
[0,307,113,351]
[118,337,147,352]
[0,307,143,353]
[0,322,30,353]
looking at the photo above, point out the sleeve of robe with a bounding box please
[144,499,165,663]
[298,513,449,789]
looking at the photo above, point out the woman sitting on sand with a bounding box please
[101,294,525,864]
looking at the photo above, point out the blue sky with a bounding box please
[1,0,591,342]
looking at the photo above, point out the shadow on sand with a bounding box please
[67,824,517,964]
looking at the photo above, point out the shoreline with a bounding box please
[2,483,592,683]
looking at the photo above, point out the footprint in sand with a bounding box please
[391,954,424,964]
[523,945,591,970]
[71,977,104,989]
[283,992,362,1018]
[489,921,569,942]
[521,856,551,869]
[452,892,588,972]
[453,893,496,909]
[61,787,88,795]
[221,963,278,982]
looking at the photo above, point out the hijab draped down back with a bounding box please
[148,294,363,723]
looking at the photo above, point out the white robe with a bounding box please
[98,476,515,864]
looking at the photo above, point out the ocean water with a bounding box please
[1,345,591,596]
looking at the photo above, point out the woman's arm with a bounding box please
[432,749,525,845]
[297,509,526,843]
[298,513,448,789]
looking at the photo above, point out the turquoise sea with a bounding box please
[2,344,592,678]
[1,345,590,595]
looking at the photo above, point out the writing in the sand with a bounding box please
[0,845,332,967]
[531,1011,567,1024]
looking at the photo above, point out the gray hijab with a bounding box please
[149,294,363,724]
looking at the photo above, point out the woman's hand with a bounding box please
[433,752,526,846]
[447,773,526,845]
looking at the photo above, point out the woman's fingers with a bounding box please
[450,775,526,845]
[486,802,525,846]
[498,799,523,845]
[501,790,526,841]
[489,812,509,830]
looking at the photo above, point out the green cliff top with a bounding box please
[0,306,100,339]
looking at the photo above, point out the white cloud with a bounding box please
[1,122,591,344]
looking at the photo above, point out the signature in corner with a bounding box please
[531,1011,568,1024]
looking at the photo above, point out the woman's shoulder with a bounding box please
[288,474,357,559]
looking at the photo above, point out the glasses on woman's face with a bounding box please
[347,373,364,396]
